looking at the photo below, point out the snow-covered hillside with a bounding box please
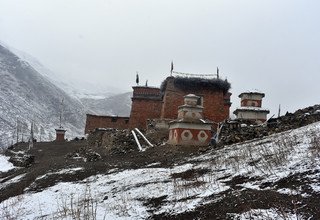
[15,49,133,117]
[7,43,133,116]
[0,44,85,147]
[0,43,135,148]
[1,121,319,219]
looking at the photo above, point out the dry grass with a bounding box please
[0,195,25,220]
[54,184,99,220]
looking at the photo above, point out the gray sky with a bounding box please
[1,0,320,117]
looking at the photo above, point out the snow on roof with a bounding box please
[239,89,265,98]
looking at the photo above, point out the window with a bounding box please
[111,117,117,122]
[197,95,204,106]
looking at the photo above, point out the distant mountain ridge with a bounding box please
[80,92,132,116]
[0,44,85,147]
[7,44,132,116]
[9,46,124,100]
[0,43,132,147]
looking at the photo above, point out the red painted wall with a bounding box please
[55,129,66,141]
[129,99,162,129]
[161,77,230,124]
[129,86,162,129]
[241,99,262,107]
[56,133,65,142]
[85,114,130,134]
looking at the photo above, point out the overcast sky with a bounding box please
[0,0,320,117]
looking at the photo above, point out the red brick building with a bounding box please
[160,76,231,123]
[129,86,163,129]
[55,128,66,142]
[85,76,231,134]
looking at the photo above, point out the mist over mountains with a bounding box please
[0,44,131,147]
[80,92,132,116]
[9,46,125,100]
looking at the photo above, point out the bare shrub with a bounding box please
[55,184,99,220]
[105,192,131,217]
[170,167,214,204]
[0,195,26,220]
[308,130,320,159]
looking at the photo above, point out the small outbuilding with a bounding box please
[233,90,270,124]
[55,127,66,142]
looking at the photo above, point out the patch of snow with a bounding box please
[0,174,26,190]
[0,154,15,172]
[235,106,270,112]
[310,183,320,193]
[54,167,84,175]
[35,167,83,180]
[238,182,261,190]
[9,150,26,155]
[277,188,299,195]
[228,208,302,220]
[146,162,161,167]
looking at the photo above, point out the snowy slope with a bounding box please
[8,44,132,117]
[0,44,85,147]
[0,155,15,172]
[1,121,319,219]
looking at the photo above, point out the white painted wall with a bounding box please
[236,110,268,121]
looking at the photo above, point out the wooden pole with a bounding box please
[135,128,153,147]
[131,130,142,151]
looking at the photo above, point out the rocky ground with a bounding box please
[0,131,208,204]
[0,105,320,219]
[219,104,320,145]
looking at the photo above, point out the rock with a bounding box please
[9,154,35,167]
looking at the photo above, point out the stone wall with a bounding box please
[219,104,320,146]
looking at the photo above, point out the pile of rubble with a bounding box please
[87,128,143,155]
[8,153,35,167]
[219,104,320,146]
[66,147,101,162]
[86,127,169,155]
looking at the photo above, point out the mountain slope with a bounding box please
[9,46,124,100]
[80,92,132,116]
[0,120,319,219]
[0,44,85,147]
[6,44,132,117]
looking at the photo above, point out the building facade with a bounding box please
[85,75,232,134]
